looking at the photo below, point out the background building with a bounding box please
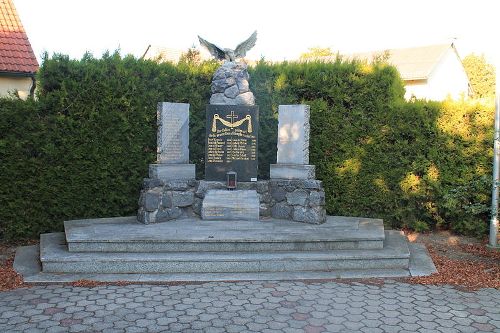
[0,0,38,99]
[344,44,472,101]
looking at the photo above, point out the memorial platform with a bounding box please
[14,215,436,283]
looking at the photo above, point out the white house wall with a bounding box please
[426,48,470,100]
[404,80,429,100]
[0,76,33,99]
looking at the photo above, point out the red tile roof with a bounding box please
[0,0,38,74]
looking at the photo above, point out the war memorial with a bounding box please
[13,32,436,283]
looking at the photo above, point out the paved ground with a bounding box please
[0,280,498,333]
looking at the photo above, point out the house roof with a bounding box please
[342,44,454,81]
[0,0,38,74]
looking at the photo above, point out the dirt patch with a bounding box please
[0,258,24,291]
[0,239,38,291]
[0,243,18,265]
[404,231,500,290]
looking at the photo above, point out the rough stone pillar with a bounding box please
[209,62,255,106]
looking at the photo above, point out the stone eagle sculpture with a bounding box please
[198,31,257,62]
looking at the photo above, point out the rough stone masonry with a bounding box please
[138,179,325,224]
[209,62,255,106]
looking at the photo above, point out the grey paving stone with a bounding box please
[470,314,491,323]
[37,319,59,329]
[45,326,70,333]
[364,312,384,320]
[190,320,212,330]
[268,321,289,330]
[436,318,459,327]
[400,322,421,331]
[363,319,383,328]
[471,322,497,331]
[344,321,366,330]
[381,303,400,311]
[246,322,270,331]
[226,324,248,332]
[324,323,347,332]
[0,281,499,333]
[8,322,32,331]
[418,320,440,330]
[72,311,93,320]
[381,317,403,325]
[453,317,473,326]
[454,325,479,333]
[68,324,90,332]
[125,327,147,333]
[420,329,442,333]
[211,318,233,328]
[361,327,384,333]
[92,321,114,330]
[7,316,28,324]
[1,310,19,319]
[82,316,101,325]
[489,319,500,328]
[378,324,402,333]
[437,327,460,333]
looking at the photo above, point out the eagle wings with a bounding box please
[198,31,257,62]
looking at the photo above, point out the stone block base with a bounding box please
[149,163,195,180]
[269,179,326,224]
[202,190,259,220]
[137,179,325,224]
[137,179,197,224]
[270,164,315,180]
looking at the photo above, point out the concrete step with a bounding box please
[64,215,385,252]
[16,245,411,283]
[40,231,409,274]
[23,270,412,283]
[18,239,441,283]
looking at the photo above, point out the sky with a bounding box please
[13,0,500,64]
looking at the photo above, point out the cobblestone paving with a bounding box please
[0,280,499,332]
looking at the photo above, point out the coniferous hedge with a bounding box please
[0,52,494,240]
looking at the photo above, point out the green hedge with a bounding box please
[0,52,494,240]
[251,60,493,235]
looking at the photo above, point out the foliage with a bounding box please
[0,52,494,240]
[179,47,203,65]
[0,52,217,239]
[435,99,494,235]
[462,53,496,98]
[251,63,493,236]
[299,47,334,60]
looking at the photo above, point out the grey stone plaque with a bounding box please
[205,105,259,181]
[276,105,310,165]
[157,102,190,163]
[201,190,259,220]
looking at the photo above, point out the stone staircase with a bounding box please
[14,216,436,283]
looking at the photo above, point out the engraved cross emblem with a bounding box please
[226,111,239,124]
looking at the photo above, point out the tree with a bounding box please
[300,47,334,60]
[462,54,496,98]
[179,46,202,65]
